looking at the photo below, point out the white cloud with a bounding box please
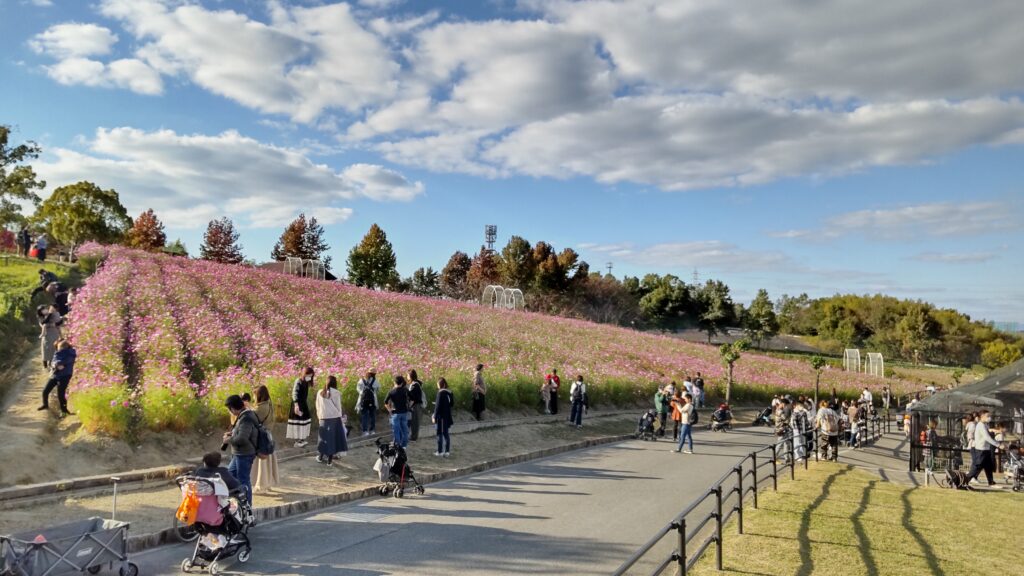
[35,127,423,229]
[29,23,117,58]
[580,241,791,273]
[776,201,1020,241]
[910,252,998,264]
[30,0,55,6]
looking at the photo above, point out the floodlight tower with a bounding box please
[606,262,613,276]
[485,225,497,253]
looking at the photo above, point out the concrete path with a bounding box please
[132,427,781,575]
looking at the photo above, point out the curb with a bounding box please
[126,432,634,553]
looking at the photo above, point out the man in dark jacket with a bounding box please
[30,269,59,299]
[223,395,258,503]
[39,339,76,417]
[18,228,31,258]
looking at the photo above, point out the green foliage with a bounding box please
[0,125,45,227]
[981,339,1023,369]
[498,235,536,289]
[72,386,132,437]
[411,266,440,297]
[163,239,188,257]
[810,354,827,372]
[271,213,332,270]
[0,259,77,370]
[698,279,735,342]
[141,386,206,432]
[346,223,399,289]
[125,209,167,251]
[744,288,779,347]
[638,274,690,331]
[33,181,132,252]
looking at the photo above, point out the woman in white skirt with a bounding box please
[252,385,279,493]
[287,367,314,447]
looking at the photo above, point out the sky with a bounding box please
[1,0,1022,323]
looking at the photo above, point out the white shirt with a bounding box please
[570,381,587,401]
[974,422,999,451]
[860,390,873,405]
[315,388,344,420]
[683,380,694,396]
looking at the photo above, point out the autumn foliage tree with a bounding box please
[200,217,244,264]
[440,250,472,299]
[271,213,332,269]
[126,208,166,252]
[467,246,500,298]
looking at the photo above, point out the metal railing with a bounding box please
[614,416,884,575]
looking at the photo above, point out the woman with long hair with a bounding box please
[287,367,314,447]
[252,385,279,493]
[432,378,454,457]
[315,376,347,465]
[408,369,425,442]
[471,364,486,421]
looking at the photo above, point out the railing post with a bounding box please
[789,435,796,480]
[751,452,759,509]
[735,465,744,535]
[814,428,820,462]
[771,445,778,491]
[677,518,687,576]
[715,486,724,571]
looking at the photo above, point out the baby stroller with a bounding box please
[636,410,657,441]
[374,439,425,498]
[1005,448,1023,492]
[710,404,733,432]
[175,475,253,575]
[752,407,772,427]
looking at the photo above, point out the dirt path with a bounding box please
[0,348,63,486]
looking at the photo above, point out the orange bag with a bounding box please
[176,484,200,526]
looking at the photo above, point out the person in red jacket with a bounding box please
[544,369,561,415]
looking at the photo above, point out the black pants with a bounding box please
[472,394,485,421]
[42,374,71,412]
[410,405,421,441]
[658,412,667,436]
[548,394,558,415]
[968,449,995,485]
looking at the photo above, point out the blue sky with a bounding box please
[2,0,1022,322]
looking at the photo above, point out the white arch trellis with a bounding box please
[285,257,326,280]
[866,352,884,377]
[482,285,525,310]
[843,349,861,373]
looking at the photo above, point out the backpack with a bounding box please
[820,409,838,434]
[689,408,699,425]
[360,379,377,410]
[572,383,584,402]
[253,412,275,458]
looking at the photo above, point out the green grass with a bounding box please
[0,254,80,371]
[691,464,1022,575]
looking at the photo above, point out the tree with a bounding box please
[744,289,780,348]
[271,213,332,270]
[981,339,1023,369]
[440,251,472,299]
[467,246,500,297]
[638,274,690,331]
[346,223,399,289]
[126,208,166,251]
[33,181,132,253]
[163,238,188,257]
[411,267,440,297]
[810,355,826,408]
[698,279,735,343]
[498,235,535,289]
[0,125,45,227]
[895,303,941,364]
[200,217,244,264]
[719,338,750,404]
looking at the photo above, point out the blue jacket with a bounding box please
[53,347,76,378]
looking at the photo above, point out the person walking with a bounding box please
[356,370,379,436]
[968,410,1000,486]
[847,401,860,448]
[654,385,669,438]
[569,375,587,428]
[222,395,258,504]
[815,400,840,461]
[965,412,978,467]
[775,399,793,462]
[694,372,705,408]
[18,227,31,258]
[544,369,561,415]
[287,367,314,447]
[471,364,486,421]
[669,388,684,441]
[37,304,62,369]
[408,369,425,442]
[252,385,279,494]
[315,376,347,465]
[33,234,48,262]
[673,394,695,453]
[38,339,76,417]
[385,375,411,447]
[433,378,454,457]
[791,401,809,461]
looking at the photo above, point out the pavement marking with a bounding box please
[309,507,394,523]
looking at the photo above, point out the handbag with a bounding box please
[176,484,200,526]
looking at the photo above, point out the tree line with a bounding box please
[4,124,1020,369]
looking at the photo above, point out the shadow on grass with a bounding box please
[900,487,944,576]
[851,480,879,576]
[795,466,849,576]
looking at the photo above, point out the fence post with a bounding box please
[814,428,819,462]
[677,518,687,576]
[735,465,744,535]
[771,444,778,491]
[751,452,759,509]
[715,486,724,571]
[789,435,796,480]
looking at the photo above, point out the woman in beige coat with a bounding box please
[252,385,279,494]
[37,305,62,369]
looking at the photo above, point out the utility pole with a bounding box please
[484,225,497,253]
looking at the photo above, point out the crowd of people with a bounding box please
[31,268,77,419]
[15,227,50,262]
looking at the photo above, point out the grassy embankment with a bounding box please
[0,255,79,371]
[691,464,1021,576]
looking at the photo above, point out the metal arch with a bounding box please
[482,285,525,310]
[843,349,862,373]
[866,352,884,377]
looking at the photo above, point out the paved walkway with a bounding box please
[132,427,781,575]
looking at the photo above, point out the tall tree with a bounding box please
[896,304,940,364]
[200,217,244,264]
[411,266,441,297]
[697,279,735,343]
[744,289,780,348]
[346,223,399,289]
[163,238,188,257]
[0,125,45,226]
[719,338,750,404]
[467,246,500,297]
[638,274,690,331]
[981,339,1023,369]
[271,213,332,269]
[498,235,536,289]
[126,208,167,251]
[440,250,472,299]
[33,181,132,253]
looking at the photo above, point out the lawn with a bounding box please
[0,254,78,368]
[691,463,1022,575]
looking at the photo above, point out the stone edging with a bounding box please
[126,432,634,553]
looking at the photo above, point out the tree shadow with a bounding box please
[850,480,879,576]
[900,487,944,576]
[795,466,848,576]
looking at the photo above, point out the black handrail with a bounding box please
[613,416,886,575]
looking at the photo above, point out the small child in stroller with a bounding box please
[636,409,657,441]
[711,404,733,432]
[1005,444,1023,492]
[373,438,426,498]
[176,453,254,574]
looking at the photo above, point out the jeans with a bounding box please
[42,374,71,412]
[436,420,451,453]
[793,431,806,460]
[677,424,693,451]
[228,453,256,504]
[361,409,375,433]
[570,401,585,426]
[391,412,410,447]
[696,389,705,408]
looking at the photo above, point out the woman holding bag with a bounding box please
[252,385,279,494]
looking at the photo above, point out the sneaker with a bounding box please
[297,440,308,447]
[683,450,693,454]
[443,452,450,458]
[433,452,443,457]
[671,449,680,453]
[37,405,49,411]
[576,425,583,429]
[326,460,334,467]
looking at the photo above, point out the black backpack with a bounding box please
[572,383,584,402]
[360,379,377,410]
[251,412,274,457]
[690,408,699,425]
